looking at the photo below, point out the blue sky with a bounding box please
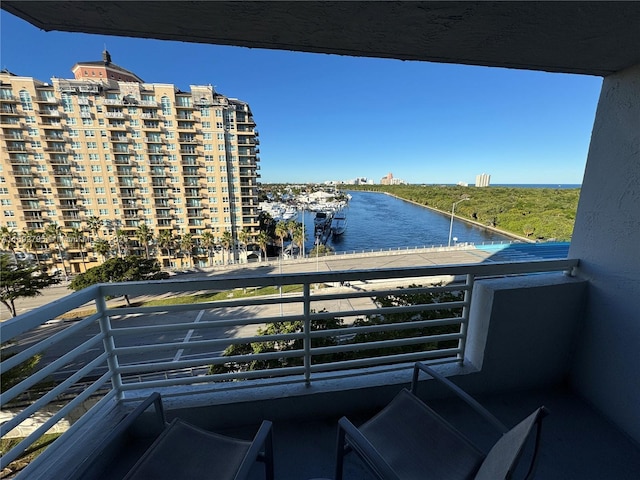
[1,11,602,185]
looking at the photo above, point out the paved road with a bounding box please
[3,243,569,319]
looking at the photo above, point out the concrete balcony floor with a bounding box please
[91,385,640,480]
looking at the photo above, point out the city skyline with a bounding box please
[1,10,603,184]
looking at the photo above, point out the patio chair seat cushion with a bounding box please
[124,418,252,479]
[359,389,484,480]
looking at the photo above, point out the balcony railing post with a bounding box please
[96,288,124,400]
[457,273,474,364]
[303,282,312,386]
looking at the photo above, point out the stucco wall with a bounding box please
[464,274,587,394]
[569,63,640,444]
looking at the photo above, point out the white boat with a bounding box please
[330,209,347,235]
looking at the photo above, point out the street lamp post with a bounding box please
[448,198,469,247]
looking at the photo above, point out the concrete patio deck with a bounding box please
[85,385,640,480]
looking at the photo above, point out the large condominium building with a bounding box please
[0,51,260,272]
[475,173,491,187]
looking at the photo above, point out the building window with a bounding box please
[61,93,73,113]
[161,96,172,116]
[19,90,33,111]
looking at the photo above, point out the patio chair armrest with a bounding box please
[411,362,508,434]
[337,417,401,480]
[234,420,274,480]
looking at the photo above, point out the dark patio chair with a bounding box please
[335,362,548,480]
[124,399,274,480]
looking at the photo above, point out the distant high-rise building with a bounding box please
[0,51,260,272]
[475,173,491,187]
[380,172,406,185]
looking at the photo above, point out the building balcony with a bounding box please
[11,170,34,177]
[39,121,64,128]
[0,134,26,140]
[2,258,639,479]
[33,96,58,104]
[37,110,63,117]
[104,112,128,119]
[44,147,71,153]
[44,135,69,142]
[1,108,20,116]
[0,95,19,103]
[177,137,201,144]
[11,181,36,188]
[110,136,131,143]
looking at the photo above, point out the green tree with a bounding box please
[200,231,217,266]
[274,221,288,255]
[292,222,306,258]
[256,231,270,261]
[210,314,345,375]
[44,223,67,281]
[220,230,233,265]
[135,223,154,259]
[86,216,103,241]
[238,228,251,262]
[20,229,43,266]
[0,254,61,317]
[69,256,168,306]
[0,226,19,254]
[309,243,334,257]
[179,233,194,268]
[93,238,111,263]
[66,228,87,272]
[114,229,129,258]
[157,229,175,258]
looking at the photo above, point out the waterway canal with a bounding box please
[297,190,512,253]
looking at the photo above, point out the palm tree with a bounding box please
[66,228,87,272]
[20,229,43,265]
[135,223,154,259]
[114,229,128,258]
[157,229,175,257]
[200,231,216,266]
[220,230,233,265]
[275,221,288,256]
[93,238,111,263]
[0,226,19,255]
[179,233,194,268]
[292,222,306,259]
[238,227,251,263]
[285,219,298,243]
[86,216,103,241]
[44,223,68,281]
[256,231,270,262]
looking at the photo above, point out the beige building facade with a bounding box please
[0,52,260,272]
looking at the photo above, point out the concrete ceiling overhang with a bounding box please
[2,1,640,77]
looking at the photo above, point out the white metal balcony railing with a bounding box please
[0,258,577,472]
